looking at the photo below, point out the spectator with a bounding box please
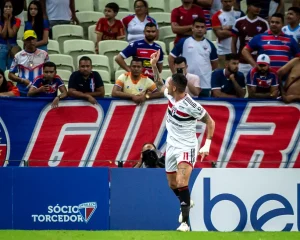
[193,0,213,29]
[277,57,300,103]
[282,7,300,45]
[112,57,163,105]
[95,2,125,54]
[242,13,300,72]
[212,0,244,68]
[0,68,19,96]
[68,56,105,104]
[211,53,246,98]
[232,0,269,78]
[39,0,79,38]
[122,0,158,43]
[0,0,21,71]
[25,1,49,51]
[9,30,49,96]
[0,0,26,25]
[247,54,279,99]
[28,62,67,108]
[169,17,218,97]
[171,0,205,44]
[165,56,201,97]
[115,22,163,81]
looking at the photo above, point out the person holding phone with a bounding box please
[211,53,246,98]
[164,56,201,97]
[28,61,67,108]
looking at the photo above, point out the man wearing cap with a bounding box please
[247,54,279,99]
[211,53,246,98]
[8,30,49,96]
[232,0,269,78]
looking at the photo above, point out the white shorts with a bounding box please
[165,144,198,174]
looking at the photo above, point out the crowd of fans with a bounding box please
[0,0,299,105]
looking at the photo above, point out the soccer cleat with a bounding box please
[178,199,195,223]
[176,222,190,232]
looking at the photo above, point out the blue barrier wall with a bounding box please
[1,168,300,231]
[0,168,109,230]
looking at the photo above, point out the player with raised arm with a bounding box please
[150,51,215,232]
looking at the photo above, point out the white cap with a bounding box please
[257,54,270,65]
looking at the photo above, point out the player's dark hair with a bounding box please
[105,2,119,13]
[193,17,206,25]
[225,53,239,61]
[145,22,157,29]
[0,69,8,93]
[43,61,57,71]
[171,73,187,93]
[79,56,92,65]
[174,56,187,65]
[288,7,300,15]
[271,13,284,23]
[130,57,143,65]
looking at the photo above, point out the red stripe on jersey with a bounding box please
[168,101,173,108]
[136,48,157,59]
[176,110,190,117]
[261,36,291,42]
[269,55,290,62]
[262,45,290,52]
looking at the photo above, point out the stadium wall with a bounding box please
[0,98,299,168]
[0,168,299,231]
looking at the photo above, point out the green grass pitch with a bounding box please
[0,231,299,240]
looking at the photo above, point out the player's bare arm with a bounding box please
[150,50,164,91]
[241,47,257,68]
[199,112,215,161]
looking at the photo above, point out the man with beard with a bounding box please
[242,13,300,72]
[277,57,300,103]
[232,0,269,78]
[247,54,279,99]
[115,22,164,81]
[211,53,246,98]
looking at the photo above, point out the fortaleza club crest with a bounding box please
[32,202,97,223]
[78,202,97,223]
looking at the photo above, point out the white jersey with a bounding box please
[164,89,207,149]
[282,25,300,44]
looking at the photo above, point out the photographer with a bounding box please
[28,61,67,108]
[134,143,165,168]
[165,57,201,97]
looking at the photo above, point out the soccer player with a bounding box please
[150,51,215,232]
